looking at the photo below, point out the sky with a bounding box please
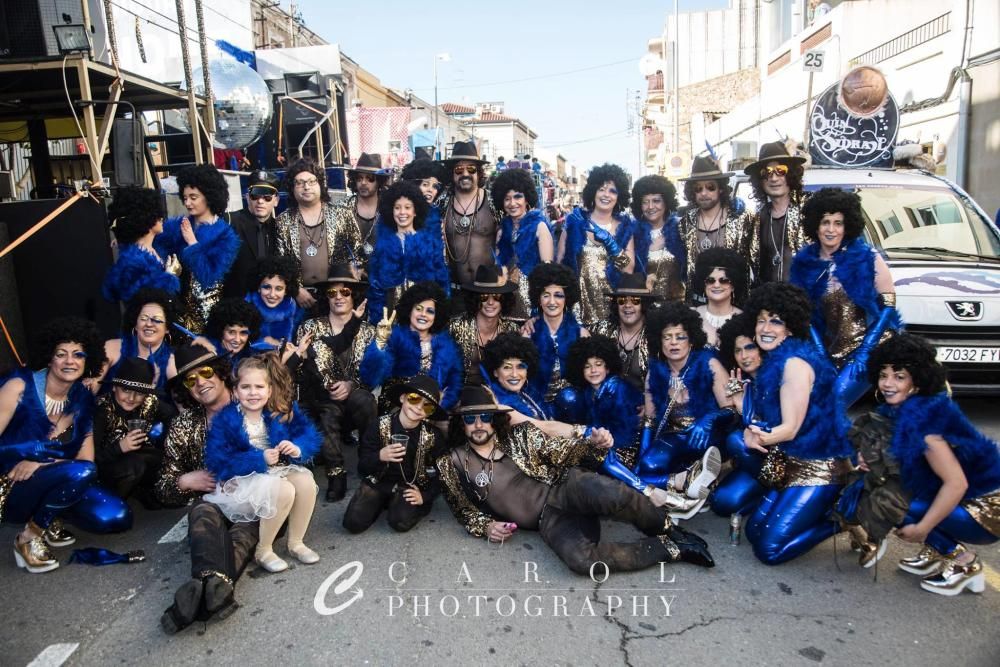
[294,0,728,177]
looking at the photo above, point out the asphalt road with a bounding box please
[5,398,1000,667]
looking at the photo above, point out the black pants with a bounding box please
[342,481,431,534]
[304,387,376,475]
[98,447,163,500]
[187,500,259,581]
[540,467,671,575]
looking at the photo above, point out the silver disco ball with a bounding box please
[179,58,273,150]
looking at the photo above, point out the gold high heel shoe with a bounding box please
[43,518,76,547]
[920,554,985,596]
[14,531,59,574]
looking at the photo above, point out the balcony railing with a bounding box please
[646,72,664,94]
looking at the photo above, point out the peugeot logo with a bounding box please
[946,301,983,321]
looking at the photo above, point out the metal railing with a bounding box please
[850,13,950,67]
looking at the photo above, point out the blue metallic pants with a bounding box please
[711,431,766,517]
[745,483,843,565]
[635,430,714,488]
[3,461,132,533]
[903,497,998,555]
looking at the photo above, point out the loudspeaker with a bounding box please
[0,197,119,343]
[282,96,329,126]
[112,118,144,187]
[283,71,322,98]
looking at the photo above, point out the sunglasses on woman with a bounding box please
[704,276,732,285]
[182,366,216,389]
[760,164,789,179]
[616,296,643,306]
[461,412,494,425]
[326,287,353,298]
[405,393,437,417]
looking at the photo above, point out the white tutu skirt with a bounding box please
[204,465,310,523]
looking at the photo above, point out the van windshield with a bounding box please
[848,185,1000,258]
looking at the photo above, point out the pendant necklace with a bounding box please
[300,211,324,257]
[696,208,725,251]
[769,207,788,269]
[452,192,479,233]
[357,201,377,256]
[463,443,496,500]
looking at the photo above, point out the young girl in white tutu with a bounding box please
[204,354,322,572]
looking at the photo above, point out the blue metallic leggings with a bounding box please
[635,430,711,488]
[903,497,999,555]
[711,431,766,517]
[3,461,132,533]
[745,483,843,565]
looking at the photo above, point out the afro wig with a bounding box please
[716,312,758,371]
[866,333,947,396]
[491,169,539,212]
[253,255,301,299]
[483,332,540,378]
[122,288,179,335]
[582,163,631,215]
[176,163,229,216]
[742,282,813,340]
[630,175,679,221]
[109,186,165,245]
[31,316,106,378]
[646,302,708,357]
[801,187,865,246]
[693,247,749,306]
[395,281,449,334]
[378,180,430,231]
[206,298,263,342]
[528,262,580,310]
[284,158,330,205]
[401,157,446,184]
[565,335,623,388]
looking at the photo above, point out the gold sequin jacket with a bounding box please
[154,406,208,507]
[296,316,376,390]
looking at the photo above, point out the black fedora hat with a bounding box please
[347,152,384,175]
[679,155,734,181]
[316,263,367,287]
[462,264,517,294]
[604,272,654,298]
[383,374,447,420]
[173,343,222,380]
[443,141,489,166]
[744,141,807,175]
[102,356,157,394]
[451,384,513,416]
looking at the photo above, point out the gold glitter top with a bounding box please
[785,456,852,488]
[366,414,443,490]
[576,240,631,324]
[93,393,160,464]
[275,202,363,275]
[154,406,208,507]
[963,489,1000,538]
[680,207,756,284]
[296,316,375,388]
[647,246,685,303]
[179,273,220,333]
[821,281,869,365]
[448,314,521,385]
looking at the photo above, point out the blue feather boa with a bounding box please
[359,327,464,409]
[102,244,180,303]
[878,394,1000,500]
[528,314,583,401]
[367,222,450,323]
[489,380,550,420]
[562,207,637,286]
[498,209,550,278]
[584,375,643,450]
[633,213,686,278]
[647,349,718,424]
[246,292,303,343]
[790,238,901,336]
[204,402,321,481]
[753,338,850,460]
[154,215,240,288]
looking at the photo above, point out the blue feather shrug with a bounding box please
[633,213,686,279]
[878,394,1000,501]
[497,209,551,278]
[528,314,583,402]
[204,402,321,482]
[367,222,450,323]
[359,326,463,409]
[582,375,643,451]
[102,244,180,304]
[246,292,304,343]
[647,349,719,425]
[154,215,240,290]
[561,207,636,286]
[489,380,550,420]
[753,337,851,460]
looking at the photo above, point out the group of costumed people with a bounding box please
[2,142,998,637]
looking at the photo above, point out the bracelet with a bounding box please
[724,378,744,397]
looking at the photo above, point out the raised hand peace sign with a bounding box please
[375,307,396,348]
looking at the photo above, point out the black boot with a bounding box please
[203,573,235,616]
[660,527,714,568]
[326,471,347,502]
[160,579,204,634]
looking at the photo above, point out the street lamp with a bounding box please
[434,52,450,158]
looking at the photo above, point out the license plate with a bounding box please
[936,346,1000,363]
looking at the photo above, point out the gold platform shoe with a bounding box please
[920,554,985,596]
[43,518,76,547]
[14,534,60,574]
[898,544,956,576]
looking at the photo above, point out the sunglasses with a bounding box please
[355,174,377,183]
[761,164,789,178]
[249,192,275,202]
[693,183,718,193]
[453,166,478,176]
[405,393,437,417]
[462,412,494,425]
[616,296,643,306]
[479,293,502,303]
[326,287,353,298]
[182,366,216,389]
[704,276,732,285]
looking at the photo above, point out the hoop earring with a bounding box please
[164,331,173,346]
[874,388,885,404]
